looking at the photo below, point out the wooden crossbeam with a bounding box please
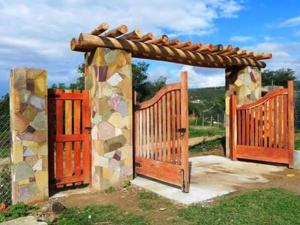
[104,25,128,38]
[90,23,109,36]
[72,33,266,68]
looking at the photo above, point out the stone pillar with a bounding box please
[225,66,262,157]
[84,48,133,190]
[10,68,48,204]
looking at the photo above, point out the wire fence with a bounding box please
[0,94,11,204]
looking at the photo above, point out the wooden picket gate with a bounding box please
[48,89,91,188]
[230,81,294,167]
[134,72,190,192]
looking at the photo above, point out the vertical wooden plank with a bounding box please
[263,103,268,147]
[138,111,142,157]
[73,90,81,176]
[287,81,294,168]
[237,110,241,145]
[146,108,150,159]
[134,93,140,158]
[241,110,245,145]
[142,109,146,158]
[245,109,249,145]
[278,95,283,149]
[64,90,73,177]
[250,109,254,146]
[180,72,189,192]
[255,107,259,147]
[162,95,167,162]
[47,90,55,183]
[269,99,273,148]
[167,93,171,162]
[56,90,64,180]
[158,99,162,161]
[176,90,181,164]
[259,106,263,147]
[230,95,237,160]
[154,103,158,160]
[150,106,154,160]
[274,96,278,148]
[171,91,176,163]
[283,95,288,149]
[82,90,91,183]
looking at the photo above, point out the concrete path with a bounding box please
[132,155,285,205]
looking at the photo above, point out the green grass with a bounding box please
[189,138,224,153]
[51,205,148,225]
[179,188,300,225]
[189,126,225,138]
[295,131,300,150]
[0,203,36,223]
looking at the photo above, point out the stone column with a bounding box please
[84,48,133,190]
[10,68,48,204]
[225,66,262,157]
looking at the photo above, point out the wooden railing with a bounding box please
[230,81,294,167]
[134,72,189,192]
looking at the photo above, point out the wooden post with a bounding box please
[180,71,189,192]
[230,95,237,160]
[287,80,294,168]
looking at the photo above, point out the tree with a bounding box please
[51,62,166,101]
[262,68,296,87]
[132,62,166,102]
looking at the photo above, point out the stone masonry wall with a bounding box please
[10,68,48,204]
[84,48,133,190]
[225,66,262,157]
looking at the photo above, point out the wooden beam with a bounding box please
[172,41,192,49]
[145,35,168,44]
[104,25,128,38]
[73,33,266,68]
[120,29,143,40]
[90,22,109,36]
[135,32,153,42]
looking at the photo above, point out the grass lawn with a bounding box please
[189,126,225,138]
[189,138,224,154]
[47,188,300,225]
[295,130,300,150]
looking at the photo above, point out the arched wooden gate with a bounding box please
[134,72,190,192]
[230,81,294,167]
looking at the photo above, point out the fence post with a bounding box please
[288,80,294,168]
[10,68,49,204]
[230,95,237,160]
[180,71,189,192]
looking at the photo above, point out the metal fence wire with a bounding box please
[0,94,11,204]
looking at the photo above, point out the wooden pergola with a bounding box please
[71,22,272,68]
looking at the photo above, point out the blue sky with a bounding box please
[0,0,300,96]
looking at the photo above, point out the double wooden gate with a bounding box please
[48,89,91,188]
[230,81,294,167]
[134,72,190,192]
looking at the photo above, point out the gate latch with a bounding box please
[177,128,186,137]
[135,162,141,168]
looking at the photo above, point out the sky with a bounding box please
[0,0,300,95]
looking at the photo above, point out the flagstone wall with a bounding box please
[225,66,262,157]
[10,68,48,204]
[84,48,133,190]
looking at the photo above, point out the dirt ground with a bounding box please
[39,148,300,225]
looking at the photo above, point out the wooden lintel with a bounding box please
[90,22,109,36]
[104,25,128,38]
[73,33,266,68]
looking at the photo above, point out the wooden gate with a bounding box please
[48,89,91,188]
[134,72,190,192]
[230,81,294,167]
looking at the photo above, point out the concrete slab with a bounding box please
[131,155,285,205]
[0,216,47,225]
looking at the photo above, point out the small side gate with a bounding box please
[230,81,294,167]
[134,72,190,192]
[48,89,91,188]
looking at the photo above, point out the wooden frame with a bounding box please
[134,72,189,192]
[230,81,294,167]
[48,89,91,188]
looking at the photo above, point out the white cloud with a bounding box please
[230,35,255,42]
[280,15,300,27]
[245,42,300,79]
[295,31,300,36]
[0,0,243,94]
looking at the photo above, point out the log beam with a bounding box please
[90,23,109,36]
[72,33,267,68]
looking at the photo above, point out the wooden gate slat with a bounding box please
[55,90,64,180]
[167,93,171,162]
[65,90,73,177]
[171,91,176,163]
[176,90,181,164]
[162,95,167,162]
[82,91,91,183]
[73,90,81,177]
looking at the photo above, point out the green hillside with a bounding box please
[188,87,225,122]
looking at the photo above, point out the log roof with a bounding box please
[71,23,272,68]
